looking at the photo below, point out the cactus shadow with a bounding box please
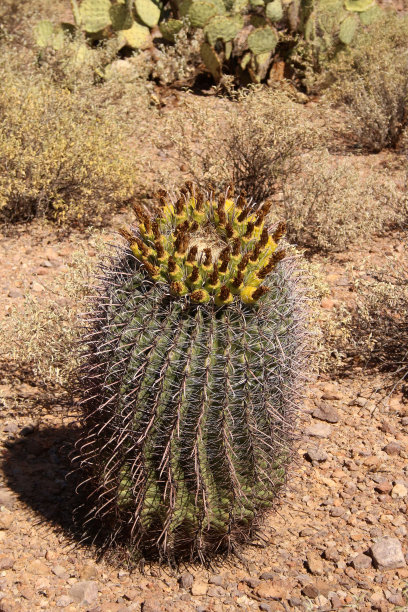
[1,424,84,543]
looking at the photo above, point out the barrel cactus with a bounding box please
[75,184,308,562]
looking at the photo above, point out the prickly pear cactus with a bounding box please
[75,184,308,561]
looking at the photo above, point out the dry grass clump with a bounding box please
[0,64,138,226]
[280,151,397,252]
[1,236,105,390]
[348,256,408,380]
[329,14,408,152]
[164,87,319,203]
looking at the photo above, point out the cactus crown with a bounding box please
[120,184,286,307]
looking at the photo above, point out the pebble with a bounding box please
[305,447,328,463]
[69,581,99,605]
[208,574,224,586]
[306,552,324,576]
[0,556,14,570]
[0,489,14,509]
[56,595,73,607]
[370,537,406,570]
[383,442,402,456]
[52,564,69,579]
[0,511,13,530]
[191,581,208,596]
[312,402,340,424]
[350,553,372,570]
[178,572,193,589]
[305,423,332,438]
[391,483,407,498]
[255,580,287,600]
[302,584,319,599]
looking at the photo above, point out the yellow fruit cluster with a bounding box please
[120,184,286,306]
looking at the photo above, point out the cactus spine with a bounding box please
[75,185,308,561]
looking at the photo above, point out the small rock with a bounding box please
[288,597,302,607]
[305,423,332,438]
[375,481,392,494]
[20,424,35,436]
[302,584,319,599]
[370,537,406,570]
[56,595,73,608]
[0,489,14,509]
[324,547,340,563]
[306,552,324,576]
[52,565,69,579]
[255,580,287,600]
[330,507,346,518]
[350,553,372,570]
[69,581,99,605]
[7,289,23,299]
[305,447,328,463]
[392,483,408,498]
[3,422,18,434]
[259,571,276,581]
[191,581,208,596]
[383,442,402,456]
[0,556,14,570]
[208,574,223,586]
[27,559,48,576]
[79,561,98,580]
[312,402,339,424]
[386,592,405,606]
[31,281,44,293]
[243,577,260,588]
[207,586,225,597]
[179,572,193,589]
[0,511,13,530]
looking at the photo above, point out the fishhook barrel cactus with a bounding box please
[75,184,308,562]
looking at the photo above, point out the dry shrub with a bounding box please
[348,256,408,380]
[0,63,139,226]
[280,151,398,252]
[295,256,352,375]
[329,14,408,152]
[1,235,106,390]
[150,27,204,86]
[164,87,319,203]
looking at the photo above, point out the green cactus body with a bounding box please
[75,186,307,561]
[134,0,162,27]
[339,13,358,44]
[204,14,244,45]
[265,0,283,22]
[247,26,278,55]
[188,1,223,28]
[344,0,375,11]
[79,0,112,33]
[159,18,184,41]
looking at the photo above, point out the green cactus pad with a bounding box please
[200,42,222,82]
[250,0,265,6]
[159,18,183,41]
[344,0,375,11]
[75,184,307,561]
[134,0,161,27]
[359,4,381,24]
[204,14,244,45]
[231,0,249,11]
[240,51,251,69]
[247,26,278,55]
[110,4,134,30]
[33,20,55,47]
[266,0,283,22]
[339,13,359,44]
[188,1,221,28]
[79,0,112,33]
[118,21,151,48]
